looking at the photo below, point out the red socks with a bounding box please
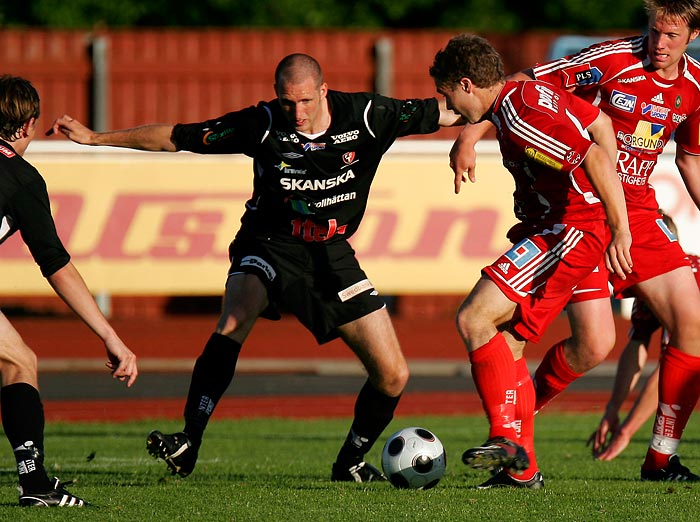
[533,340,583,412]
[469,333,518,441]
[643,345,700,470]
[512,356,539,480]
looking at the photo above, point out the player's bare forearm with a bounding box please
[607,338,648,414]
[582,145,632,278]
[622,365,660,436]
[47,114,176,152]
[448,122,493,192]
[46,262,138,386]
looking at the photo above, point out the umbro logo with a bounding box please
[498,262,510,274]
[651,93,664,104]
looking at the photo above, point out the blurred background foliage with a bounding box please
[1,0,647,31]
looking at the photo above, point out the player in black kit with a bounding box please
[49,54,463,482]
[0,75,138,507]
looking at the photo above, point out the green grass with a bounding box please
[1,413,700,521]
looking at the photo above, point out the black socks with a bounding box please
[183,333,241,445]
[335,379,401,466]
[1,383,51,493]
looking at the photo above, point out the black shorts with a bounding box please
[228,234,386,344]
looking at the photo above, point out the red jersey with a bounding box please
[492,80,606,240]
[532,36,700,214]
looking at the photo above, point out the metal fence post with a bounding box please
[374,37,393,97]
[90,36,109,132]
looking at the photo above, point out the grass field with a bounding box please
[1,413,699,521]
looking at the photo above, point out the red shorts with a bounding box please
[569,260,612,303]
[610,210,690,298]
[483,222,606,342]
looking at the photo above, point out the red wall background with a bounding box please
[1,29,564,141]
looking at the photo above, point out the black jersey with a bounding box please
[0,141,70,277]
[171,90,440,243]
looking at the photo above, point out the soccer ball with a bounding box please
[381,426,446,489]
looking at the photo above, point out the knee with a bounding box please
[0,342,38,385]
[455,303,491,349]
[216,309,255,341]
[455,303,476,340]
[567,331,615,371]
[373,358,409,397]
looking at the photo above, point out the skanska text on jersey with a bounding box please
[280,169,356,191]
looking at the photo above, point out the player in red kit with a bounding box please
[589,213,700,463]
[451,0,700,483]
[430,33,632,489]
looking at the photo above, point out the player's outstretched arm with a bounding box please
[46,262,138,387]
[47,114,176,152]
[597,365,659,461]
[588,337,649,458]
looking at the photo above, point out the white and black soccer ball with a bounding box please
[381,426,446,489]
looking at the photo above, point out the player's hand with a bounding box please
[586,413,619,457]
[45,114,96,145]
[104,336,138,388]
[448,130,477,194]
[595,429,632,461]
[605,229,633,280]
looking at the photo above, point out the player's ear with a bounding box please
[690,28,700,42]
[319,82,328,98]
[459,78,472,93]
[21,118,36,138]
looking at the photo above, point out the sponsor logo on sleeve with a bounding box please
[562,64,603,88]
[524,147,564,171]
[202,127,236,145]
